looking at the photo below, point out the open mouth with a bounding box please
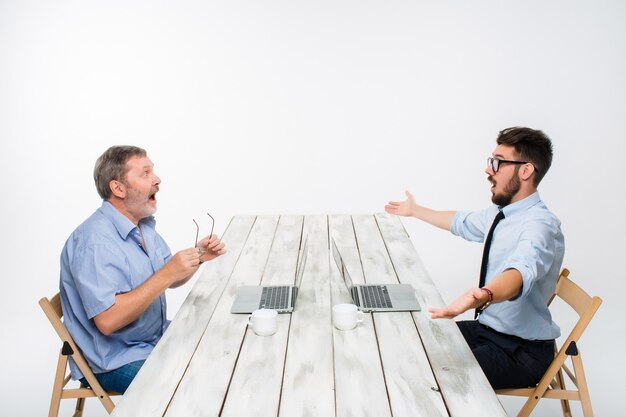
[149,186,159,202]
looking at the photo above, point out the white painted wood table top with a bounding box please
[112,214,507,417]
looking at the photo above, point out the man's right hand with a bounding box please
[163,248,201,287]
[385,190,417,217]
[384,190,455,231]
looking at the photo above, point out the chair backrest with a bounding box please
[41,294,74,347]
[551,268,602,352]
[40,293,116,413]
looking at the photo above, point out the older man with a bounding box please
[60,145,225,393]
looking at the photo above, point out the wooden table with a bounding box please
[112,214,507,417]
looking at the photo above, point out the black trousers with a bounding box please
[457,320,555,390]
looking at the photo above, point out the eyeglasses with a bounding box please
[193,212,215,247]
[487,157,539,174]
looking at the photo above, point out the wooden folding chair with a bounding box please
[496,268,602,417]
[40,293,119,417]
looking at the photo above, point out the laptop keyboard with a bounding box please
[361,285,393,309]
[260,286,291,310]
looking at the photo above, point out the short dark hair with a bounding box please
[93,145,147,200]
[496,127,553,186]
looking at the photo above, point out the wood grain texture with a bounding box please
[329,215,392,417]
[278,215,335,417]
[375,213,507,417]
[220,215,304,417]
[164,216,280,417]
[112,216,257,417]
[113,214,506,417]
[353,214,448,417]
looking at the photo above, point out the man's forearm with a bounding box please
[429,269,523,319]
[93,248,200,335]
[413,206,456,231]
[93,268,173,336]
[483,269,523,304]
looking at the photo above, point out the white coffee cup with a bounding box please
[332,303,364,331]
[248,309,278,336]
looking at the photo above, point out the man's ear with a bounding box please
[109,180,126,198]
[520,163,535,182]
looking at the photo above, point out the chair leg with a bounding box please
[72,397,86,417]
[554,367,572,417]
[572,353,594,417]
[100,395,116,413]
[48,352,68,417]
[516,373,554,417]
[516,401,536,417]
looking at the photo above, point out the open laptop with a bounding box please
[331,238,421,312]
[231,237,308,314]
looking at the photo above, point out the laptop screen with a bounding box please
[294,236,308,286]
[331,238,355,289]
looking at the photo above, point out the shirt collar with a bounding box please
[99,201,156,240]
[500,191,541,217]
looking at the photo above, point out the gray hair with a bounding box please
[93,145,147,200]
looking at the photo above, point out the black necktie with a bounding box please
[475,210,505,318]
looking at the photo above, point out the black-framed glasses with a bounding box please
[487,157,539,174]
[193,212,215,247]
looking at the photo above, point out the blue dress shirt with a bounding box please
[60,201,171,379]
[450,192,564,340]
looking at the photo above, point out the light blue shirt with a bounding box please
[60,201,171,379]
[450,192,564,340]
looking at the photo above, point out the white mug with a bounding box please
[247,309,278,336]
[332,303,364,331]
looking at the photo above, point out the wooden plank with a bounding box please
[112,216,257,417]
[375,213,507,417]
[220,215,304,417]
[163,216,280,417]
[278,215,335,417]
[352,214,448,417]
[329,215,392,417]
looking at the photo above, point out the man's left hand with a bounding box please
[197,234,226,262]
[428,287,486,319]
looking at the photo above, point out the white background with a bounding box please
[1,1,624,416]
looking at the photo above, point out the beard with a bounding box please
[124,185,158,220]
[490,168,521,207]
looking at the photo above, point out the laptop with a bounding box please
[331,238,421,312]
[230,237,308,314]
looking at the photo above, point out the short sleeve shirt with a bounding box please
[450,192,564,340]
[60,201,171,379]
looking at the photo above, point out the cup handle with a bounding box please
[356,310,364,324]
[247,316,253,326]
